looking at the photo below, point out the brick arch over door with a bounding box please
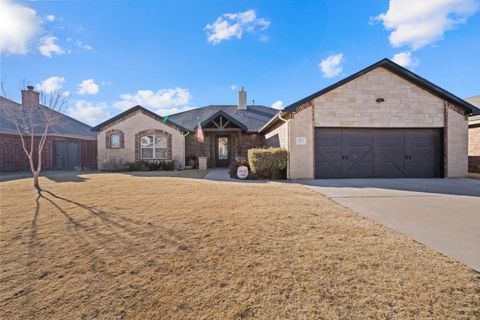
[135,129,172,161]
[105,129,125,149]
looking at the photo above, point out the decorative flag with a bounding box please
[196,121,205,143]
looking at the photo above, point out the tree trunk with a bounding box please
[33,171,40,190]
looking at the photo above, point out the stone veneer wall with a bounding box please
[97,111,185,169]
[268,66,469,179]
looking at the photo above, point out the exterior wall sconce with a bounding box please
[376,98,385,103]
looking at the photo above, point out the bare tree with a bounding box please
[1,83,69,189]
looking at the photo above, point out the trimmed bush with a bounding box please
[229,158,249,179]
[124,160,175,172]
[101,159,129,172]
[248,148,287,179]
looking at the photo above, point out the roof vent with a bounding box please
[238,87,247,110]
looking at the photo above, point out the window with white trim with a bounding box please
[111,134,121,148]
[140,134,168,159]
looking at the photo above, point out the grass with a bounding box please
[1,173,479,319]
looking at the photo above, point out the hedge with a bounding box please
[247,147,287,179]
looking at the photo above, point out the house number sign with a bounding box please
[296,137,307,145]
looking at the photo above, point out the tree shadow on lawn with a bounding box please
[0,171,95,183]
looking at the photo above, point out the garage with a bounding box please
[315,128,441,178]
[260,59,477,179]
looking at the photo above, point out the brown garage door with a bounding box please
[314,128,441,178]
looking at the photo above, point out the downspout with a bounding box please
[278,112,291,179]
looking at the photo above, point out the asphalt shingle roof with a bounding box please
[168,105,278,133]
[0,96,96,140]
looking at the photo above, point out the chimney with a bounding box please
[21,86,40,109]
[238,87,247,110]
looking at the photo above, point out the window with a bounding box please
[140,134,168,159]
[111,134,121,148]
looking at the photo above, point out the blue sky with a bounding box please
[1,0,479,125]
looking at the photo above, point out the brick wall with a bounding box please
[468,126,480,172]
[185,132,265,167]
[0,134,53,172]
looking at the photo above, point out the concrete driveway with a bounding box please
[300,178,480,271]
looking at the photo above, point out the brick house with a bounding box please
[0,87,97,172]
[261,59,479,179]
[92,87,277,169]
[466,96,480,173]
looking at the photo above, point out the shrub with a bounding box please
[229,158,249,179]
[247,148,287,180]
[159,160,175,171]
[101,159,129,172]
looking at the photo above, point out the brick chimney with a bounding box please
[21,86,39,108]
[238,87,247,110]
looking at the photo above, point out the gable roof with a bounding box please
[0,96,96,140]
[284,58,480,115]
[168,105,278,133]
[200,110,248,130]
[92,105,188,132]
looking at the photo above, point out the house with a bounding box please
[0,87,97,172]
[466,96,480,173]
[261,58,479,179]
[92,87,277,169]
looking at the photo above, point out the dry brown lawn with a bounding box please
[0,173,479,319]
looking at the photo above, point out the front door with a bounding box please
[215,136,230,167]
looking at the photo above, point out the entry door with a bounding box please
[54,141,81,170]
[215,136,230,167]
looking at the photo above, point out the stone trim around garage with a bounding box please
[134,129,172,161]
[105,129,125,149]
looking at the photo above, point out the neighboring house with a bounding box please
[261,59,479,179]
[93,87,277,169]
[466,96,480,173]
[0,87,97,172]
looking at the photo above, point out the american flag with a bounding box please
[196,121,204,143]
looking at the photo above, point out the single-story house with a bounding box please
[93,58,478,179]
[0,87,97,172]
[260,58,479,179]
[466,96,480,173]
[92,87,277,169]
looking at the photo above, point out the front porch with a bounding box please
[185,111,266,168]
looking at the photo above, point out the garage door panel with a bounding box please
[315,128,440,178]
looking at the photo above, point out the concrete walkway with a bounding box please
[301,178,480,271]
[203,168,232,181]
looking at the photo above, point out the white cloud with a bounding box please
[36,76,65,93]
[66,100,110,126]
[45,15,55,22]
[230,84,238,91]
[38,35,65,57]
[392,51,419,68]
[319,53,344,78]
[77,79,99,95]
[205,9,271,44]
[375,0,479,50]
[75,40,93,51]
[0,0,40,54]
[113,87,193,115]
[271,100,284,110]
